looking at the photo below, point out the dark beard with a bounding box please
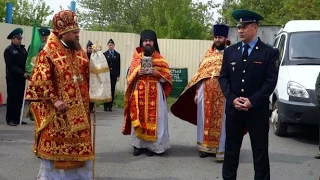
[143,45,155,56]
[213,42,226,51]
[65,40,81,51]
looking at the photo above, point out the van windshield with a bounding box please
[289,32,320,61]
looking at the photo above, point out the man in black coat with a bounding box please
[86,40,95,113]
[218,9,280,180]
[4,28,29,126]
[103,39,120,112]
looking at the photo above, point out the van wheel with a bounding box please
[271,100,288,136]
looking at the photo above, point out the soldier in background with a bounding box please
[103,39,120,112]
[4,28,28,126]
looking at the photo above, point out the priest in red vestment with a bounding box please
[171,24,230,161]
[122,30,172,157]
[25,9,94,179]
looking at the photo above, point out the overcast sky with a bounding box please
[43,0,223,22]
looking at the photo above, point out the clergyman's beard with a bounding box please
[143,45,155,56]
[65,40,81,51]
[213,41,226,51]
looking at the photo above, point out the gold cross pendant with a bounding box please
[72,75,78,82]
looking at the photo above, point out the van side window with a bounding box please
[278,35,286,62]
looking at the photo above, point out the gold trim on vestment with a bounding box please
[36,151,94,162]
[90,67,110,74]
[197,142,217,154]
[54,161,85,169]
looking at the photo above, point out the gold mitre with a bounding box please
[92,41,102,52]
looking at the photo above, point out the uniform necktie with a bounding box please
[242,44,250,60]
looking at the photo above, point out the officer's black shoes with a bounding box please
[199,151,209,158]
[314,152,320,159]
[7,122,17,126]
[133,147,143,156]
[104,108,112,112]
[7,121,27,126]
[146,149,154,157]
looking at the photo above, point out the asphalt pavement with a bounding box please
[0,105,319,180]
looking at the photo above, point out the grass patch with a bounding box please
[113,90,125,108]
[95,90,124,108]
[98,90,177,110]
[167,96,177,110]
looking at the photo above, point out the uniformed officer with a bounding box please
[103,39,120,112]
[38,27,50,50]
[4,28,29,126]
[218,10,280,180]
[27,27,50,53]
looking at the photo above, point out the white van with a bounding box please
[270,20,320,136]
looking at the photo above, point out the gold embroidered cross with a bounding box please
[72,75,78,82]
[55,53,67,66]
[72,75,83,82]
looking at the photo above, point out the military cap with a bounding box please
[38,28,50,36]
[7,28,23,39]
[232,9,263,27]
[108,39,115,45]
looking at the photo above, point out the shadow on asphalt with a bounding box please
[287,124,318,145]
[238,148,313,164]
[95,177,181,180]
[95,144,199,164]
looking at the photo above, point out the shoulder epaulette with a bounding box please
[226,42,241,49]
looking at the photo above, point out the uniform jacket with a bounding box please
[218,38,280,118]
[103,50,120,77]
[4,44,27,81]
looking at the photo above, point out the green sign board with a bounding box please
[169,68,188,98]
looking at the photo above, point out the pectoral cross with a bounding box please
[72,75,78,82]
[72,75,83,82]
